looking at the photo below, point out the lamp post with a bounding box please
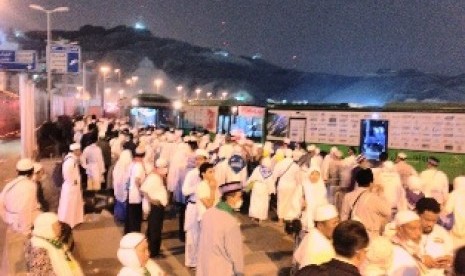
[176,85,183,100]
[99,65,111,116]
[82,60,94,109]
[222,91,228,100]
[29,4,69,121]
[195,88,202,100]
[173,100,183,128]
[154,78,162,94]
[114,68,121,83]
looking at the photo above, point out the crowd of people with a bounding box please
[1,114,465,275]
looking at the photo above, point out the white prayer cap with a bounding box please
[307,144,316,152]
[16,158,34,171]
[397,152,407,159]
[453,176,465,191]
[195,149,209,158]
[395,210,420,226]
[117,232,146,268]
[330,146,338,154]
[283,138,291,144]
[334,150,343,158]
[314,204,338,222]
[32,212,59,239]
[98,131,106,138]
[366,237,393,268]
[33,162,43,173]
[261,157,272,168]
[174,129,183,137]
[155,158,168,168]
[70,143,81,151]
[407,175,423,192]
[284,148,293,158]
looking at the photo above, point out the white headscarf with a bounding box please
[113,150,133,202]
[31,213,83,276]
[117,233,165,276]
[117,233,145,269]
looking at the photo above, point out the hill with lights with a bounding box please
[16,25,465,106]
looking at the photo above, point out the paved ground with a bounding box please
[0,139,294,275]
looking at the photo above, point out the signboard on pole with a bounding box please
[50,44,80,74]
[0,50,37,71]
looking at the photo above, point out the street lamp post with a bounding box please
[82,60,94,113]
[100,65,111,117]
[154,78,162,94]
[29,4,69,121]
[176,85,183,100]
[195,88,202,100]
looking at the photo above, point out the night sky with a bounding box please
[2,0,465,76]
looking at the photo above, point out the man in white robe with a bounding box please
[388,210,424,276]
[273,156,302,221]
[80,135,105,191]
[248,157,275,221]
[445,176,465,249]
[196,182,244,276]
[394,152,418,188]
[377,161,407,217]
[294,204,339,269]
[58,143,84,228]
[419,156,449,206]
[182,149,208,268]
[0,158,41,275]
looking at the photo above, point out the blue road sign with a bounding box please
[50,44,80,74]
[0,50,36,71]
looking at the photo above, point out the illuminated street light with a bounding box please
[131,76,139,82]
[154,78,163,94]
[206,91,212,99]
[29,3,69,120]
[131,98,139,106]
[173,100,183,110]
[114,68,121,83]
[195,88,202,99]
[222,91,228,100]
[100,65,111,116]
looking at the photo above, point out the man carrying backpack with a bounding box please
[58,143,85,228]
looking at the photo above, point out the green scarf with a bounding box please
[216,201,234,215]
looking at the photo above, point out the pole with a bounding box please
[101,73,106,117]
[46,11,52,121]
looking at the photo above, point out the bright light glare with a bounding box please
[173,100,183,110]
[131,98,139,106]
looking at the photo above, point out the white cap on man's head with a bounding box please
[16,158,34,171]
[397,152,407,159]
[395,210,420,226]
[70,143,81,151]
[307,144,316,152]
[314,204,338,222]
[195,149,209,158]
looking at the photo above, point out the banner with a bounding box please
[238,106,265,117]
[183,106,218,132]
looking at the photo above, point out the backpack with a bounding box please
[51,156,73,188]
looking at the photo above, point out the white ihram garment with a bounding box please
[58,153,84,228]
